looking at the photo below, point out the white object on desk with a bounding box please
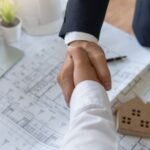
[1,18,22,43]
[0,41,24,78]
[14,0,67,35]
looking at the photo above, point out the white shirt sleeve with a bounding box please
[64,32,98,45]
[60,80,118,150]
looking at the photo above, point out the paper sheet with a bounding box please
[0,23,150,150]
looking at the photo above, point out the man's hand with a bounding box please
[57,41,111,104]
[57,53,74,104]
[70,47,99,86]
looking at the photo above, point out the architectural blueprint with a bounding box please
[0,23,150,150]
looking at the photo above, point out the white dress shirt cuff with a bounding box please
[64,32,98,45]
[70,80,110,118]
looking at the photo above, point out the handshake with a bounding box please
[57,41,111,105]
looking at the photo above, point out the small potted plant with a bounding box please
[0,0,21,43]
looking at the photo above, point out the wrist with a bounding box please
[64,32,98,45]
[69,40,98,50]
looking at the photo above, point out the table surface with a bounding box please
[0,23,150,150]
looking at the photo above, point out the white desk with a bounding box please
[0,41,24,78]
[0,23,150,150]
[0,21,24,78]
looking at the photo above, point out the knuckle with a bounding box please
[57,68,68,83]
[89,49,105,61]
[57,71,62,84]
[57,68,65,82]
[95,51,106,59]
[61,70,67,79]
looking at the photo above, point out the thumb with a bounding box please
[69,47,99,85]
[69,47,90,65]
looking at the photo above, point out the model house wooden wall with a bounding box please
[116,97,150,138]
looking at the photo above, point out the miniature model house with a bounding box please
[116,97,150,138]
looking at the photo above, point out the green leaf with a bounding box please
[0,0,17,26]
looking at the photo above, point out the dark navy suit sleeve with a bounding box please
[59,0,109,39]
[133,0,150,47]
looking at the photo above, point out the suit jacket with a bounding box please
[59,0,109,39]
[133,0,150,47]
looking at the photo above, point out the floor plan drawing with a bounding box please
[0,23,150,150]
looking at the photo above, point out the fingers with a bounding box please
[69,41,111,90]
[88,46,111,90]
[69,47,90,65]
[57,41,111,107]
[57,54,74,105]
[69,47,99,85]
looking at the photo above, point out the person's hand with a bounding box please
[69,47,99,86]
[57,41,111,104]
[57,53,74,104]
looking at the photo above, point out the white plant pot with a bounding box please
[1,18,22,43]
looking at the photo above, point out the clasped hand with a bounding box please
[57,41,111,105]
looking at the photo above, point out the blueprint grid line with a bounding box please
[0,23,150,150]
